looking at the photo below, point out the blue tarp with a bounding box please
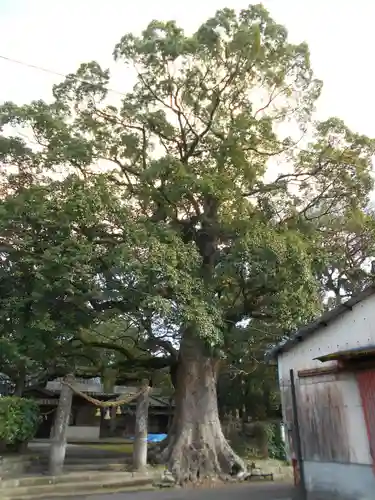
[148,433,167,443]
[128,433,167,443]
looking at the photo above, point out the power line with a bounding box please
[0,54,126,98]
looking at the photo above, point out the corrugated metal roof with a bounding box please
[266,285,375,361]
[314,345,375,362]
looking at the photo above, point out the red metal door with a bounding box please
[357,370,375,469]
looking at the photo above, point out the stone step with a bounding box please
[34,455,132,465]
[3,484,154,500]
[0,471,136,489]
[32,464,128,473]
[27,460,130,475]
[63,462,127,472]
[1,472,155,499]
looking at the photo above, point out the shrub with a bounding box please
[0,397,40,451]
[267,423,287,461]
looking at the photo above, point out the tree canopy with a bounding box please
[1,3,374,479]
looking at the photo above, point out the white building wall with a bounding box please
[277,293,375,499]
[278,293,375,380]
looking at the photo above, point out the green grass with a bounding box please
[86,443,134,453]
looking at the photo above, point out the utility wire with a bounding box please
[0,54,126,98]
[0,54,126,145]
[0,59,266,329]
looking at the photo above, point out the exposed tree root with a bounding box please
[151,424,247,484]
[149,331,248,484]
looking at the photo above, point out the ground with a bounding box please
[85,444,134,453]
[29,442,130,460]
[68,483,294,500]
[29,442,294,499]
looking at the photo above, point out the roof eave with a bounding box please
[265,284,375,362]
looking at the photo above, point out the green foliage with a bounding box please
[226,421,285,461]
[0,176,124,387]
[218,365,280,421]
[0,3,374,388]
[312,210,375,306]
[267,424,286,461]
[0,397,40,446]
[218,318,283,421]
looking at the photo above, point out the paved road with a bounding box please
[73,483,294,500]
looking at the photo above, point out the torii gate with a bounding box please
[48,374,150,475]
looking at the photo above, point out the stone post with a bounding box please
[132,383,150,471]
[49,374,74,476]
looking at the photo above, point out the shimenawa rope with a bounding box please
[62,382,149,408]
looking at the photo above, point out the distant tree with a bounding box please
[314,211,375,307]
[217,322,280,422]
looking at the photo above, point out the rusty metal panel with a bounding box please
[357,370,375,466]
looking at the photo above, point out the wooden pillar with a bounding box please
[132,383,150,471]
[14,365,26,397]
[49,374,74,476]
[110,406,117,435]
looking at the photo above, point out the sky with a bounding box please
[0,0,374,137]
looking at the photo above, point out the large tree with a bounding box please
[0,176,112,391]
[0,173,189,390]
[1,4,374,481]
[314,211,375,307]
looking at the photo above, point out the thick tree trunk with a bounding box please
[155,332,246,483]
